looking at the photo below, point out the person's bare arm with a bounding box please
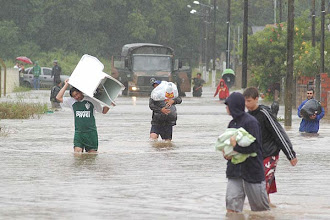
[102,106,110,114]
[56,79,70,103]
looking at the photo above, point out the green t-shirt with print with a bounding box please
[72,100,97,133]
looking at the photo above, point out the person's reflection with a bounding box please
[73,152,98,166]
[225,211,275,220]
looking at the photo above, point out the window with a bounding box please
[132,55,171,72]
[43,68,52,75]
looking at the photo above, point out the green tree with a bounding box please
[0,20,20,59]
[247,12,329,94]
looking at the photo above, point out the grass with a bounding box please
[13,86,32,93]
[0,102,48,119]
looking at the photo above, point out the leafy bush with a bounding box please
[0,102,47,119]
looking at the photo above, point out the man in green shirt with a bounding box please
[56,79,110,153]
[32,61,41,90]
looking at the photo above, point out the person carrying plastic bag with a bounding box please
[149,80,181,141]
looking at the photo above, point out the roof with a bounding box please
[121,43,174,56]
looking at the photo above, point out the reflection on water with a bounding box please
[1,89,330,219]
[150,140,176,151]
[131,96,137,106]
[299,132,319,137]
[73,153,98,166]
[226,211,276,220]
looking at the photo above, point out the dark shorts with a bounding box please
[150,125,173,140]
[264,155,279,194]
[74,130,98,152]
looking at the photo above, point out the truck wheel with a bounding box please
[122,81,129,96]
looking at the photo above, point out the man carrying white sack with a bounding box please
[149,80,182,141]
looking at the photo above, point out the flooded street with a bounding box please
[1,87,330,219]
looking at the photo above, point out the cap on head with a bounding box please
[150,78,161,86]
[53,60,58,63]
[154,80,161,85]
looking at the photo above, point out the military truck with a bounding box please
[111,43,191,96]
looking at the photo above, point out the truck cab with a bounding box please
[111,43,191,96]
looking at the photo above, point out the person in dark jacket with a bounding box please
[192,73,205,97]
[149,80,182,141]
[224,92,269,213]
[51,60,62,86]
[297,88,324,133]
[50,79,62,110]
[243,87,298,206]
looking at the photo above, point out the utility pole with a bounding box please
[320,0,325,74]
[315,0,325,100]
[279,0,282,23]
[203,10,208,80]
[316,0,325,101]
[274,0,277,24]
[312,0,320,101]
[212,0,217,87]
[242,0,248,89]
[226,0,231,69]
[285,0,294,126]
[311,0,316,47]
[199,17,203,71]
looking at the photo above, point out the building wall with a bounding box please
[296,76,314,107]
[0,68,19,95]
[320,73,330,113]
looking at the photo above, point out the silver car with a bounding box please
[22,67,69,88]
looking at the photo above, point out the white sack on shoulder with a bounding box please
[151,81,178,101]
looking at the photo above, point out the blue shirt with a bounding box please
[297,99,324,133]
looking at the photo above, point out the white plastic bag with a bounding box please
[151,81,178,101]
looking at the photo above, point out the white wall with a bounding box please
[0,68,19,95]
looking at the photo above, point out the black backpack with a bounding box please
[50,86,60,102]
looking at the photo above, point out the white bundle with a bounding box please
[151,81,178,101]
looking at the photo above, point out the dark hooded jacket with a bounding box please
[225,92,265,183]
[149,97,182,126]
[249,105,296,160]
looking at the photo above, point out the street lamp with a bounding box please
[190,9,197,14]
[226,0,231,69]
[188,5,210,82]
[188,1,217,87]
[193,1,213,9]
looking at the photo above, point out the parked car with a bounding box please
[21,67,69,88]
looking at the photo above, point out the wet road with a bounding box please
[1,88,330,219]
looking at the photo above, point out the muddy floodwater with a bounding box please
[1,87,330,219]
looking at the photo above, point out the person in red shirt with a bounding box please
[214,79,229,100]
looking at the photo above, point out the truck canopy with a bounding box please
[121,43,174,57]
